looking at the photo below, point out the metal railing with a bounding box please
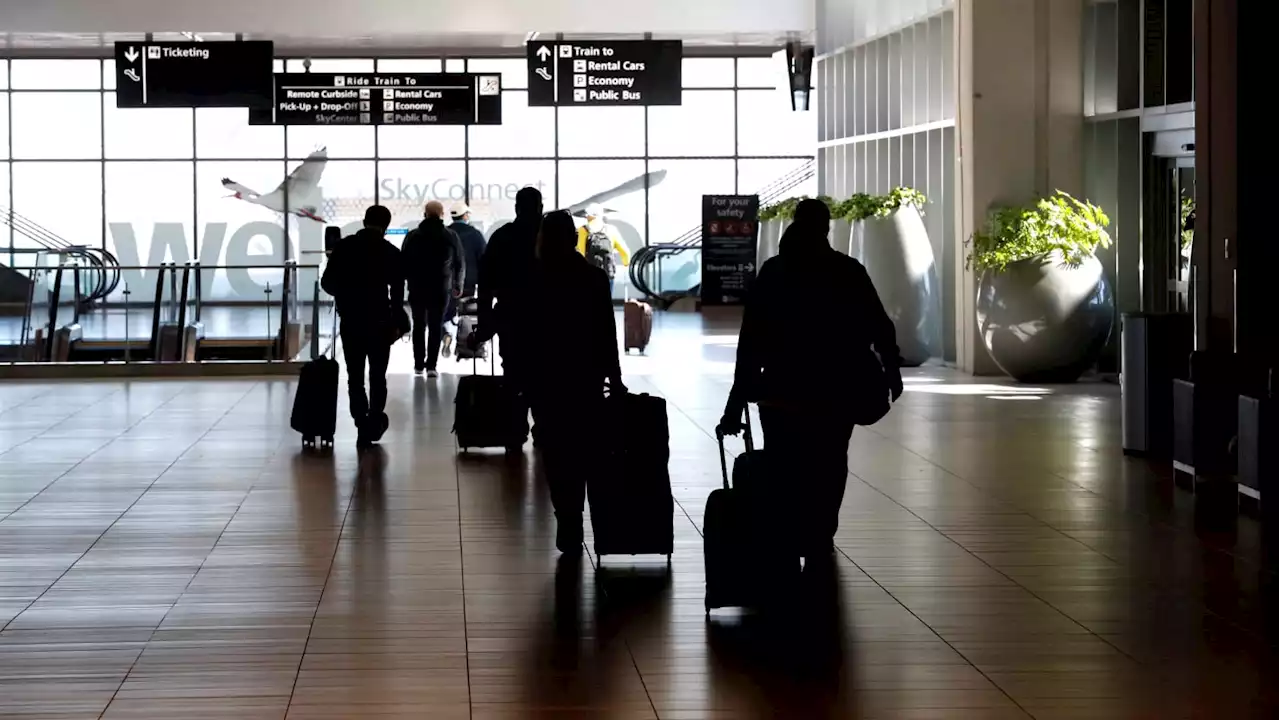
[7,261,330,365]
[1,205,122,303]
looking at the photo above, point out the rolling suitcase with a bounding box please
[704,410,799,615]
[588,391,674,560]
[623,300,653,353]
[453,336,529,453]
[291,354,339,450]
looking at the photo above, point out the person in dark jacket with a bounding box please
[471,187,543,442]
[718,198,904,557]
[320,205,405,449]
[401,200,464,377]
[525,210,625,554]
[449,202,487,298]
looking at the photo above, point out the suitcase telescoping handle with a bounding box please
[471,329,495,377]
[714,407,754,490]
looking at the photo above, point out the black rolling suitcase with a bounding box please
[453,336,529,452]
[588,391,674,560]
[704,410,799,615]
[292,353,339,450]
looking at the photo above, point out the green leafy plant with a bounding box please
[1180,196,1195,249]
[967,191,1112,272]
[841,187,927,222]
[759,196,805,221]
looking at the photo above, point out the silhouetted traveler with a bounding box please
[450,202,487,297]
[321,205,405,448]
[525,210,624,553]
[472,187,544,436]
[402,200,464,377]
[718,198,903,556]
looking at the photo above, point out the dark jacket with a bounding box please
[400,217,464,301]
[320,227,405,326]
[476,216,539,347]
[727,226,901,415]
[526,251,621,393]
[450,220,487,293]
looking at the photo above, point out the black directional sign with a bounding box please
[113,41,274,109]
[526,40,682,106]
[701,195,760,306]
[251,73,503,126]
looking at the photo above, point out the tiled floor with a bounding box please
[0,313,1274,719]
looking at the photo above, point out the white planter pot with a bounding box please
[829,218,853,255]
[857,207,940,367]
[757,218,791,270]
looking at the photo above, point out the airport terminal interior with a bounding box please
[0,0,1276,717]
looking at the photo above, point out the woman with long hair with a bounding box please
[527,210,625,554]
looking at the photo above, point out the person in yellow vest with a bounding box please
[576,203,631,294]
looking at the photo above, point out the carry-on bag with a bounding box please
[454,314,486,361]
[453,335,529,452]
[623,299,653,353]
[588,391,674,560]
[292,314,340,449]
[703,409,799,615]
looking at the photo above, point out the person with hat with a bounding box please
[575,203,631,295]
[449,202,487,299]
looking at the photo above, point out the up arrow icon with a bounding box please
[124,47,139,63]
[536,45,552,62]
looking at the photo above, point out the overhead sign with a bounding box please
[526,40,682,106]
[113,41,274,109]
[251,73,502,126]
[701,195,760,306]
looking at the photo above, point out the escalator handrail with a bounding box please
[149,263,170,360]
[2,206,123,303]
[44,263,65,362]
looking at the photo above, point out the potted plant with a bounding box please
[757,196,804,269]
[968,191,1115,383]
[842,188,937,366]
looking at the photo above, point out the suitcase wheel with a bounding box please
[321,437,334,448]
[302,435,315,448]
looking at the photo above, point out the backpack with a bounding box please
[584,230,615,277]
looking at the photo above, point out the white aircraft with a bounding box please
[222,147,329,222]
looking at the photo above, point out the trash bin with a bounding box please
[1121,312,1192,458]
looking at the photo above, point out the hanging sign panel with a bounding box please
[250,73,502,125]
[526,39,682,106]
[113,41,275,109]
[700,194,760,306]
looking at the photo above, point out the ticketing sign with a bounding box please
[526,40,682,106]
[113,41,274,109]
[252,73,503,125]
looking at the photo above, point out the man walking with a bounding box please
[402,200,464,377]
[449,202,487,298]
[320,205,404,448]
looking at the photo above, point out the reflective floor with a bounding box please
[0,313,1274,719]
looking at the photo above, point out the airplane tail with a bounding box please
[221,178,258,199]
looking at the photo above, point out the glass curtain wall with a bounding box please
[0,55,814,302]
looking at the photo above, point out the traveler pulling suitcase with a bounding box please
[292,314,340,450]
[704,409,799,615]
[588,391,674,561]
[623,299,653,354]
[453,334,529,453]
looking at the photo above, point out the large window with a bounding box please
[104,98,194,159]
[377,160,467,235]
[105,162,195,298]
[11,93,102,159]
[11,162,103,248]
[467,160,556,234]
[2,53,813,285]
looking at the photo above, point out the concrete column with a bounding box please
[953,0,1084,375]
